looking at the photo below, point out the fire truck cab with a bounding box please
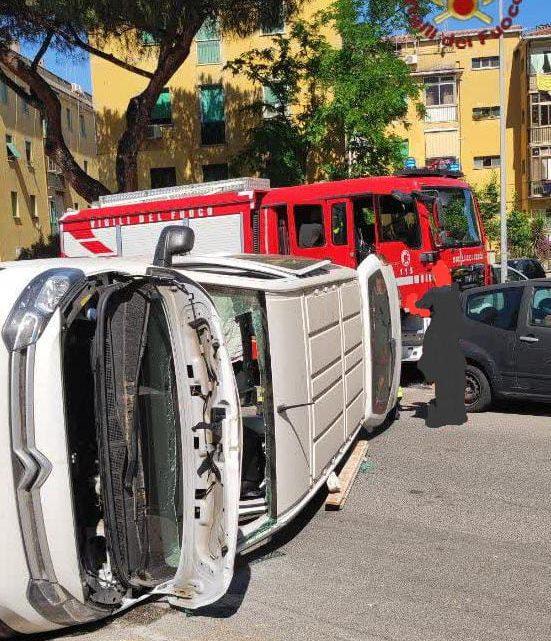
[259,170,490,360]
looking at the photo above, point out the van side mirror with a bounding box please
[153,226,195,267]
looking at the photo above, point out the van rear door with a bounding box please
[94,270,241,610]
[358,256,402,428]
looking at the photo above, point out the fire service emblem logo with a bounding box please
[405,0,524,49]
[432,0,494,25]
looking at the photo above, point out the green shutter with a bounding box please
[200,86,224,122]
[151,88,172,124]
[400,140,410,160]
[197,41,221,64]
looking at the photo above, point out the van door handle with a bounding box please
[519,335,539,343]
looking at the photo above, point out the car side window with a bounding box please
[466,288,523,331]
[295,204,325,248]
[530,287,551,328]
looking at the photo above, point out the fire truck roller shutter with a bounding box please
[188,214,243,255]
[120,220,189,258]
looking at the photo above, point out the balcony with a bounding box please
[424,105,458,123]
[531,126,551,144]
[529,74,551,92]
[530,180,551,198]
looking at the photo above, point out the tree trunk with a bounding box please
[0,48,110,203]
[115,30,199,193]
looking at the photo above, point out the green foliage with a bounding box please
[474,174,547,259]
[532,213,551,265]
[226,0,424,186]
[473,174,500,245]
[17,234,60,260]
[507,206,532,258]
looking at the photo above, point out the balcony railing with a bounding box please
[531,126,551,144]
[424,105,458,123]
[530,180,551,198]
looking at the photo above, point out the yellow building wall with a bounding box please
[91,0,337,192]
[0,89,50,261]
[0,66,99,261]
[392,30,522,209]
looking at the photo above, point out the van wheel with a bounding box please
[465,365,491,413]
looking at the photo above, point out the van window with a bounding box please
[331,203,348,246]
[369,270,393,414]
[295,204,325,248]
[378,195,421,248]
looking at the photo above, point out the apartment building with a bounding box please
[392,27,523,208]
[518,25,551,221]
[0,51,98,261]
[90,1,338,192]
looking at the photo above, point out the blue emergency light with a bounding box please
[404,157,417,169]
[449,160,461,172]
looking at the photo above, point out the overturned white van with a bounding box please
[0,230,400,637]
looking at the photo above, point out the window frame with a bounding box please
[531,92,551,127]
[196,19,221,65]
[472,106,500,120]
[474,155,501,169]
[424,75,456,107]
[199,84,226,146]
[66,107,72,132]
[10,191,19,219]
[202,163,229,182]
[529,286,551,328]
[260,3,285,35]
[150,166,177,189]
[294,203,326,249]
[472,56,500,70]
[151,88,173,126]
[25,140,32,164]
[377,194,422,249]
[466,287,523,332]
[331,202,348,246]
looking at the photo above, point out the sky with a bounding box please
[19,0,551,95]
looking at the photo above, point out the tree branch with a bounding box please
[0,47,110,201]
[0,67,40,109]
[31,32,53,70]
[65,27,155,79]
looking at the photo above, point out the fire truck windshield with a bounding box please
[424,187,481,248]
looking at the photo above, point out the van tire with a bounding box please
[465,364,491,413]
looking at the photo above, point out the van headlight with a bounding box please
[2,268,85,352]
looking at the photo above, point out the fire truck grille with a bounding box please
[451,264,486,290]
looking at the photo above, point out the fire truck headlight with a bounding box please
[2,268,85,352]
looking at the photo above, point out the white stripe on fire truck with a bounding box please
[396,273,435,286]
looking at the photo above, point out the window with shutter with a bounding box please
[151,88,172,125]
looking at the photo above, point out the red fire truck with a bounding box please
[60,171,491,360]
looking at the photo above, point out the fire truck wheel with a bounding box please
[464,364,492,413]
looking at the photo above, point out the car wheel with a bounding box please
[465,364,492,413]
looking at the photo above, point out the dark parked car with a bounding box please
[508,258,546,280]
[460,280,551,412]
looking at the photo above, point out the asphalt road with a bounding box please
[44,386,551,641]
